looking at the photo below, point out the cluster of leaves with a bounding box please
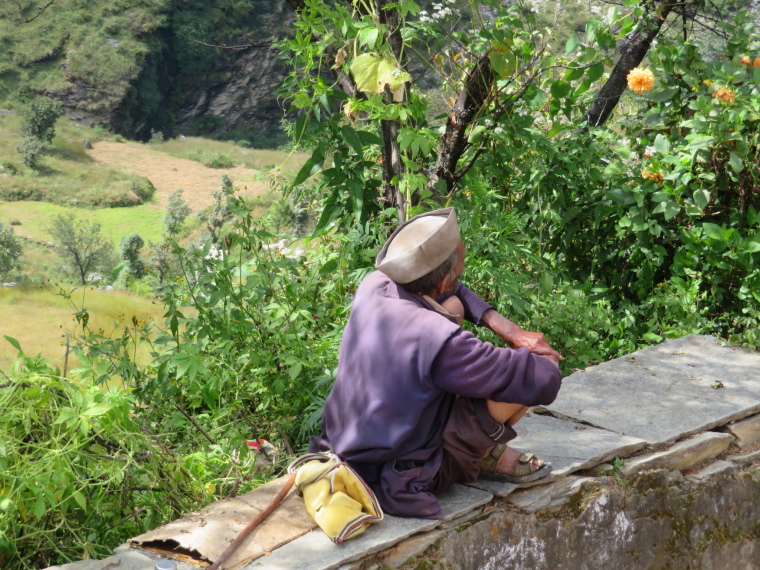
[0,223,23,277]
[509,14,760,346]
[0,365,228,568]
[15,97,62,168]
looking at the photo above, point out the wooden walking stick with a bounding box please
[208,471,297,570]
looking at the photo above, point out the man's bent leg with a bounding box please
[485,400,544,474]
[486,400,528,425]
[431,398,517,494]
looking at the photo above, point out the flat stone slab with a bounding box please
[724,413,760,448]
[544,335,760,446]
[686,460,736,484]
[622,432,735,477]
[510,476,600,513]
[467,413,645,495]
[250,484,492,570]
[728,449,760,467]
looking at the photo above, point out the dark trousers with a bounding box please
[431,397,517,494]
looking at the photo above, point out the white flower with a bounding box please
[629,151,640,161]
[494,126,504,134]
[645,145,656,156]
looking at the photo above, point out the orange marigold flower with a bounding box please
[740,56,752,65]
[713,88,735,104]
[641,170,664,184]
[627,68,655,94]
[754,58,760,68]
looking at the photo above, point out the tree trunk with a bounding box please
[584,0,675,127]
[427,53,495,199]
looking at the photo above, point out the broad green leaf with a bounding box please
[702,223,724,240]
[489,46,516,79]
[526,88,548,109]
[72,490,87,511]
[565,34,579,55]
[351,53,411,94]
[539,272,554,296]
[549,80,571,99]
[358,27,379,49]
[686,136,715,151]
[340,125,364,159]
[693,189,710,209]
[653,134,670,155]
[3,335,21,352]
[729,152,744,174]
[743,241,760,253]
[564,66,584,81]
[587,62,604,82]
[319,258,339,275]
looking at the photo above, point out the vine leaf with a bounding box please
[350,53,409,99]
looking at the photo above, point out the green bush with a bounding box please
[15,137,45,168]
[202,152,236,169]
[0,369,245,568]
[20,97,62,144]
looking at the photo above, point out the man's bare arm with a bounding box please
[480,309,562,364]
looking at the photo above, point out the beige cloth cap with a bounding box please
[375,208,460,284]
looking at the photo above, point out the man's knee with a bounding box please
[440,295,464,326]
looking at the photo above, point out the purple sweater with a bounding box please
[311,271,562,519]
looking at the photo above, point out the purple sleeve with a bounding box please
[436,283,494,325]
[430,330,562,406]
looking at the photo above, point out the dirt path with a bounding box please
[89,141,269,213]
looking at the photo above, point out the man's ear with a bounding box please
[437,272,454,297]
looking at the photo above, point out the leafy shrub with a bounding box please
[202,152,236,169]
[0,223,22,275]
[20,97,62,144]
[0,369,237,568]
[15,137,45,168]
[119,231,145,278]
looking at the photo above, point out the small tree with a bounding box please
[197,175,233,245]
[151,189,192,288]
[119,231,145,278]
[15,137,45,169]
[49,215,113,285]
[163,189,192,237]
[21,97,63,144]
[0,222,22,276]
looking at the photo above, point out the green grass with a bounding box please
[149,137,310,173]
[0,115,156,208]
[0,201,165,245]
[0,285,166,374]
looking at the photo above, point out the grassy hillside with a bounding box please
[0,113,157,207]
[0,0,169,109]
[0,285,165,377]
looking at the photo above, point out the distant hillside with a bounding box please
[0,0,291,145]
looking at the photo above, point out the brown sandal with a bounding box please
[479,444,552,484]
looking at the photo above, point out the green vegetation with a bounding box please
[0,223,22,276]
[147,136,309,172]
[1,114,156,208]
[1,0,759,567]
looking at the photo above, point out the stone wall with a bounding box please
[402,466,760,570]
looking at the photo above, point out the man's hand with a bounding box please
[480,309,562,364]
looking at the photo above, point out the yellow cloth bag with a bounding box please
[288,453,383,543]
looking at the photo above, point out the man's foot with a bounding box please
[479,443,552,484]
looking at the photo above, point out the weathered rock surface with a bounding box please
[621,431,734,476]
[468,413,645,496]
[435,471,760,570]
[724,413,760,448]
[545,335,760,446]
[686,459,736,483]
[509,476,600,513]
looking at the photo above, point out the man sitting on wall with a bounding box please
[311,208,563,519]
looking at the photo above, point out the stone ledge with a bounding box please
[621,431,735,477]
